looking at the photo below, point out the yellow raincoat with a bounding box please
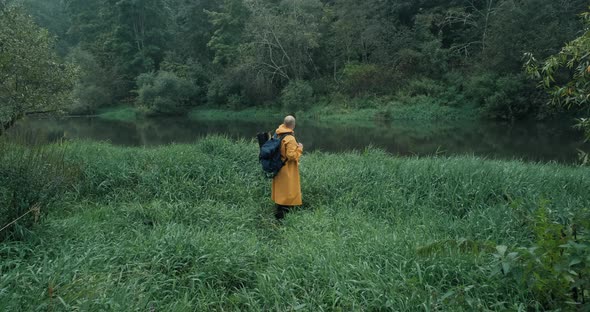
[271,124,303,206]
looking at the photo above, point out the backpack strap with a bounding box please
[274,132,294,141]
[275,132,294,164]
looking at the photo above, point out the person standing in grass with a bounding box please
[272,115,303,220]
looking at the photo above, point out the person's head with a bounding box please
[284,115,296,129]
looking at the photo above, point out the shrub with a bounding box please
[464,73,540,120]
[135,71,199,115]
[206,69,275,109]
[495,205,590,309]
[280,80,314,112]
[159,54,209,106]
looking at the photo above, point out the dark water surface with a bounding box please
[8,116,589,164]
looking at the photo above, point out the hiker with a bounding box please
[272,116,303,220]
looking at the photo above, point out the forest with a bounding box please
[2,0,590,123]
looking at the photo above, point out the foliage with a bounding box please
[135,71,199,115]
[340,63,392,96]
[525,10,590,159]
[241,0,323,83]
[1,138,590,309]
[464,73,542,120]
[0,4,77,132]
[66,47,113,114]
[280,80,314,112]
[206,0,249,66]
[494,205,590,309]
[63,0,171,99]
[20,0,71,55]
[577,118,590,142]
[12,0,586,117]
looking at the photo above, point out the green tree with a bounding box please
[242,0,323,83]
[63,0,170,99]
[525,11,590,140]
[486,0,587,72]
[206,0,249,66]
[21,0,71,55]
[66,47,113,114]
[0,4,76,134]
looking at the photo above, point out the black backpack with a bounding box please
[258,132,293,178]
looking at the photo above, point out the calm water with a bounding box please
[7,116,589,164]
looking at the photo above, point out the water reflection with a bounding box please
[7,116,589,164]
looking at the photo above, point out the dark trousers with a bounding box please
[275,205,291,220]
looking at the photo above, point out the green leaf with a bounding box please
[496,245,507,256]
[569,258,582,267]
[502,262,511,275]
[441,291,455,301]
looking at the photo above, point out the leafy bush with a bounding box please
[280,79,314,112]
[206,68,276,109]
[159,54,209,105]
[135,71,199,115]
[464,73,540,120]
[495,205,590,309]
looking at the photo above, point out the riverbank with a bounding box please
[96,106,138,121]
[95,95,479,124]
[1,138,589,310]
[190,98,479,123]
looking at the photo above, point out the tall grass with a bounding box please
[1,137,589,310]
[0,137,79,241]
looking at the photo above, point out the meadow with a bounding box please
[1,137,589,311]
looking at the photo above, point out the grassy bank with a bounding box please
[189,100,478,123]
[96,106,138,122]
[188,107,284,121]
[1,138,589,310]
[96,95,479,124]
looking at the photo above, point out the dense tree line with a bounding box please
[5,0,590,120]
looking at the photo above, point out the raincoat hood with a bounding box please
[275,124,294,135]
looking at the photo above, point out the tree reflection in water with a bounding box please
[7,116,589,164]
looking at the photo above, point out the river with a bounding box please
[7,115,589,164]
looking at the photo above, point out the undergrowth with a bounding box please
[1,137,589,310]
